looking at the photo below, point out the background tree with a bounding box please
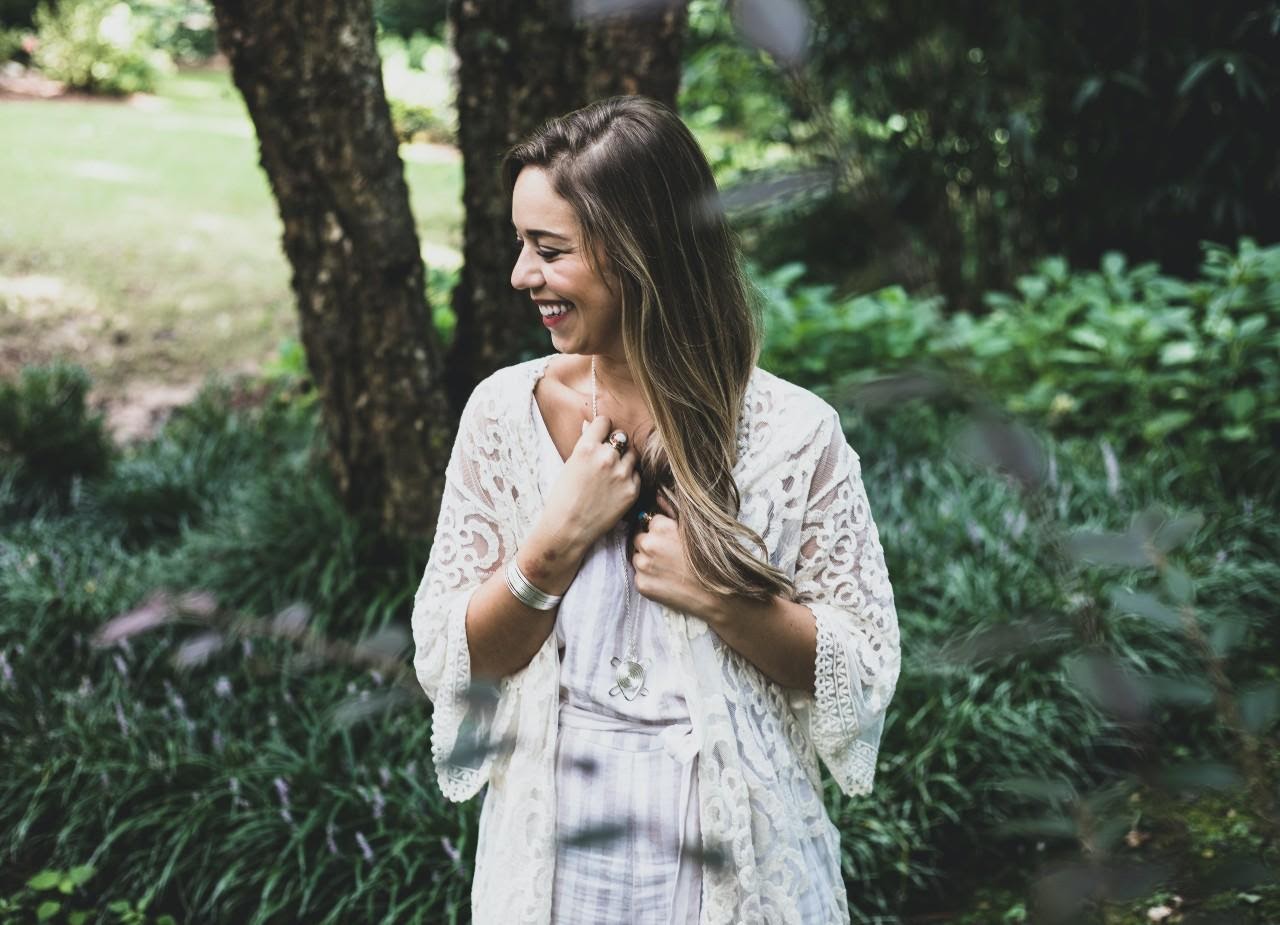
[209,0,687,540]
[209,0,454,546]
[446,0,688,413]
[711,0,1280,311]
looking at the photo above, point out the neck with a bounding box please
[591,352,642,406]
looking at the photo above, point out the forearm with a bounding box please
[465,525,587,681]
[704,592,817,693]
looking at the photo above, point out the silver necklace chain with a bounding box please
[592,356,648,700]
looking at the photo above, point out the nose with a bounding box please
[510,243,542,292]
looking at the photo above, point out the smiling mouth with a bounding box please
[537,301,574,318]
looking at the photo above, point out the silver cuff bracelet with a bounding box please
[505,556,563,610]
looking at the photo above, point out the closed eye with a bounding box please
[514,237,561,261]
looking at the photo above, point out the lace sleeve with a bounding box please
[410,382,518,802]
[791,412,901,796]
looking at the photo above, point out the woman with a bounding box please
[411,96,901,924]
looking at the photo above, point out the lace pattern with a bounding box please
[410,356,902,923]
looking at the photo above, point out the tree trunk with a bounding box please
[210,0,455,543]
[446,0,689,415]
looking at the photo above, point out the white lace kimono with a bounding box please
[411,355,901,924]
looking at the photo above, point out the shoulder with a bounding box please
[463,355,554,417]
[747,366,842,443]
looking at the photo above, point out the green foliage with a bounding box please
[0,863,177,924]
[949,239,1280,479]
[679,0,796,178]
[3,356,1273,922]
[759,239,1280,487]
[378,31,456,144]
[0,24,31,61]
[373,0,446,41]
[386,95,453,145]
[687,0,1280,309]
[127,0,216,64]
[754,260,945,386]
[32,0,172,95]
[0,362,114,518]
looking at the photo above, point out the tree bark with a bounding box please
[445,0,689,415]
[210,0,455,543]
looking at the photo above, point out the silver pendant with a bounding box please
[609,656,650,701]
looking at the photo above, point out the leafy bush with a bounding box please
[378,30,456,144]
[0,362,114,518]
[758,239,1280,488]
[755,260,946,388]
[32,0,172,95]
[128,0,216,64]
[3,361,1273,923]
[0,24,32,61]
[373,0,446,40]
[949,239,1280,478]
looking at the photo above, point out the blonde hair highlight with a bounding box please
[503,95,794,602]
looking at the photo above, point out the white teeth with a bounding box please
[539,302,572,317]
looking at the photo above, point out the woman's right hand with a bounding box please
[534,414,640,558]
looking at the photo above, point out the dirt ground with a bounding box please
[2,65,274,446]
[0,271,265,445]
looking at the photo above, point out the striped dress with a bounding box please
[531,394,702,924]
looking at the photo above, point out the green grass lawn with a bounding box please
[0,66,462,397]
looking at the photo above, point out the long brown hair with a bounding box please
[502,95,793,602]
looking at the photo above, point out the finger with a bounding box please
[579,414,612,445]
[648,514,676,536]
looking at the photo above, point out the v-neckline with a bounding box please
[531,391,568,467]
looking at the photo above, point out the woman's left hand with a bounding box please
[631,493,724,624]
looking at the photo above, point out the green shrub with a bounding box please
[0,24,32,61]
[128,0,216,64]
[758,239,1280,490]
[0,362,114,517]
[386,96,453,145]
[950,239,1280,479]
[32,0,172,96]
[379,30,456,144]
[756,259,947,390]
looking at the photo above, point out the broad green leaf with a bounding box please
[1153,513,1204,553]
[1159,341,1197,364]
[1066,530,1152,567]
[1238,314,1267,338]
[995,776,1077,804]
[1239,683,1280,735]
[1224,390,1257,421]
[1161,565,1194,604]
[1158,761,1243,792]
[37,901,61,921]
[68,866,94,887]
[1139,675,1214,707]
[1209,615,1249,657]
[27,871,60,891]
[1142,410,1193,441]
[1178,55,1219,95]
[1064,653,1146,722]
[1109,588,1182,629]
[1068,328,1108,352]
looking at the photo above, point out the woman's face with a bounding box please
[510,166,622,357]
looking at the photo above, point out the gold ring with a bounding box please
[638,511,652,531]
[607,430,628,456]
